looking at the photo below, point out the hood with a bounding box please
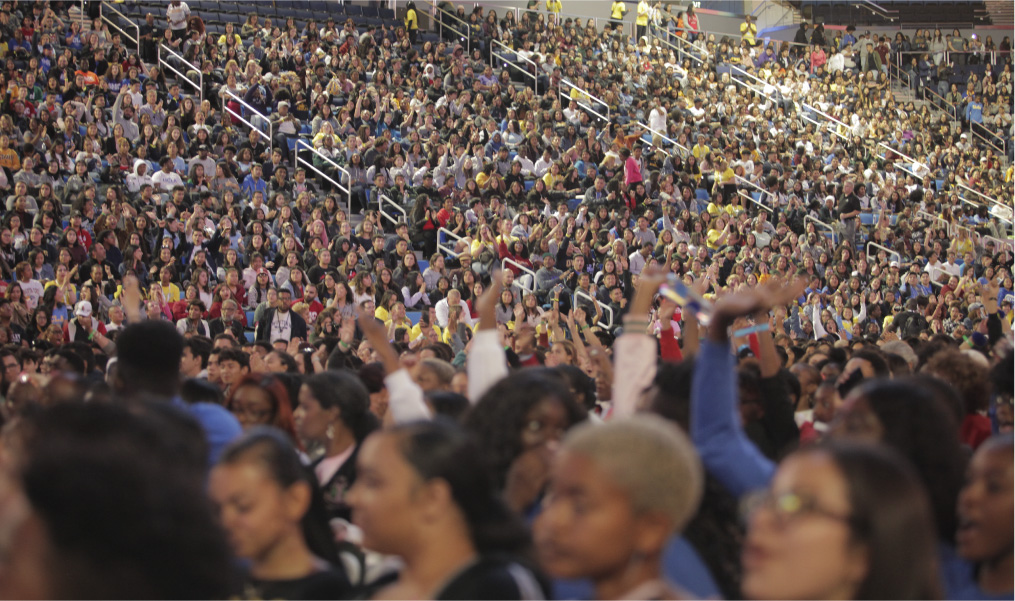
[132,159,150,177]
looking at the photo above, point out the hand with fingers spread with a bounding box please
[709,277,807,343]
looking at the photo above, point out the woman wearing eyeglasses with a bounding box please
[741,442,939,600]
[226,373,302,449]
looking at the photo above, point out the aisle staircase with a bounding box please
[984,0,1014,26]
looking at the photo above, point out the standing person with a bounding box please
[404,2,419,45]
[740,15,757,47]
[210,430,352,600]
[838,180,861,250]
[648,101,667,148]
[636,0,650,42]
[348,420,549,599]
[685,5,699,41]
[166,1,190,42]
[610,0,627,31]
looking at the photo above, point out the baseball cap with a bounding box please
[74,301,93,318]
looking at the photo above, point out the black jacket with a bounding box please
[255,308,308,342]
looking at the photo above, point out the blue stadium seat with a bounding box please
[859,213,875,226]
[245,310,255,325]
[406,311,422,324]
[524,179,535,191]
[417,260,429,272]
[695,188,709,200]
[244,331,255,343]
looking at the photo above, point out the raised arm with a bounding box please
[358,312,432,423]
[467,272,509,403]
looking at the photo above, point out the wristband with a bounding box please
[733,323,770,338]
[338,340,350,351]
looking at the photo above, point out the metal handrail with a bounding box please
[983,235,1014,252]
[654,29,704,65]
[957,182,1007,211]
[801,114,850,141]
[159,44,203,104]
[636,122,689,156]
[736,190,774,215]
[432,3,472,52]
[559,78,609,119]
[970,122,1007,155]
[916,210,950,231]
[502,257,536,293]
[438,227,464,258]
[921,85,958,120]
[950,222,981,243]
[378,194,407,228]
[293,139,351,216]
[490,39,539,93]
[100,1,140,55]
[574,288,613,330]
[223,88,271,150]
[806,214,837,243]
[866,241,901,263]
[734,174,767,195]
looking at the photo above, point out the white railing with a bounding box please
[916,210,949,231]
[224,88,271,151]
[738,190,774,215]
[293,139,351,216]
[490,39,539,94]
[866,241,901,263]
[983,235,1014,253]
[574,289,613,329]
[806,214,837,244]
[378,193,406,228]
[636,122,690,156]
[800,114,850,141]
[438,227,464,258]
[653,30,703,65]
[559,78,609,121]
[100,1,139,55]
[432,3,472,52]
[502,257,536,293]
[158,44,202,104]
[950,222,981,245]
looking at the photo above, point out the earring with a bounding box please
[326,423,335,440]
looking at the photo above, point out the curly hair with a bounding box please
[923,348,992,416]
[461,368,586,491]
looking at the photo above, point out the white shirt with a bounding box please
[533,156,554,178]
[270,309,293,342]
[649,107,667,133]
[166,2,190,30]
[151,169,184,193]
[435,298,475,328]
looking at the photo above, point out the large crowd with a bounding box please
[0,0,1010,599]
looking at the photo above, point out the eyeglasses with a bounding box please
[740,490,853,529]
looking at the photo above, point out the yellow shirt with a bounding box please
[611,1,627,19]
[692,144,710,160]
[374,306,390,322]
[0,147,20,172]
[411,322,441,340]
[740,21,757,43]
[636,0,649,25]
[385,316,413,331]
[546,0,562,14]
[404,8,418,30]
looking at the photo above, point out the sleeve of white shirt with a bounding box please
[467,329,508,403]
[384,369,432,423]
[435,299,449,327]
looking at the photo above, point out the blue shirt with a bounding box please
[173,399,242,466]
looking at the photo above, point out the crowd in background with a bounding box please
[0,1,1010,600]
